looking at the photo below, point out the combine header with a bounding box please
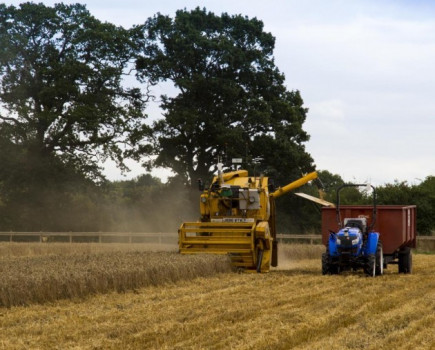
[179,164,322,272]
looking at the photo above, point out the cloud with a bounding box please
[306,99,347,134]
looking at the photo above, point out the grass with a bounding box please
[278,242,325,260]
[0,243,434,349]
[416,239,435,254]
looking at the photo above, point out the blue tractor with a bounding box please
[322,184,383,277]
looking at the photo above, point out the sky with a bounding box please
[6,0,435,185]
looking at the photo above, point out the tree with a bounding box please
[377,178,435,235]
[415,176,435,235]
[0,2,149,179]
[137,7,314,186]
[102,174,198,232]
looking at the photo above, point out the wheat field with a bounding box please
[0,243,231,307]
[0,243,434,349]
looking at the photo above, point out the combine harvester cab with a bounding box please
[179,166,321,273]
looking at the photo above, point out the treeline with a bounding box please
[0,166,197,233]
[0,166,433,235]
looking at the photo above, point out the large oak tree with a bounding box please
[0,2,149,179]
[0,3,151,230]
[137,7,314,186]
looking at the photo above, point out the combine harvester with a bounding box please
[321,184,416,276]
[178,162,328,273]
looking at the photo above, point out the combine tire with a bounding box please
[256,249,264,273]
[365,255,376,277]
[375,242,384,276]
[398,247,412,274]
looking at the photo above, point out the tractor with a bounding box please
[322,184,383,277]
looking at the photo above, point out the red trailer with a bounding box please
[322,205,416,273]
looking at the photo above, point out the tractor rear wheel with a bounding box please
[398,247,412,274]
[375,242,384,276]
[322,252,329,275]
[365,255,376,277]
[329,264,339,275]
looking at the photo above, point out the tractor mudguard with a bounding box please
[364,232,379,255]
[328,233,339,256]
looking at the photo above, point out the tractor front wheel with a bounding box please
[365,255,376,277]
[375,242,384,276]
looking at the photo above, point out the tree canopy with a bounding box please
[137,7,314,186]
[0,2,149,179]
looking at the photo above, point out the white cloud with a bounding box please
[309,99,346,121]
[305,99,347,135]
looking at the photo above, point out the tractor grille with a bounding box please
[338,235,358,248]
[338,247,358,255]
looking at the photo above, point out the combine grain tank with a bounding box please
[179,165,321,273]
[322,204,416,274]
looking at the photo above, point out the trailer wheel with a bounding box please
[375,242,384,276]
[365,255,376,277]
[398,247,412,274]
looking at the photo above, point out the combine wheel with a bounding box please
[256,249,264,273]
[398,247,412,274]
[365,255,376,277]
[375,242,384,276]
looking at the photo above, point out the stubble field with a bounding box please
[0,242,434,349]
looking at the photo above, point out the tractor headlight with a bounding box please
[352,238,359,245]
[336,238,341,245]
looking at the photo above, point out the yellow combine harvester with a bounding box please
[179,167,321,272]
